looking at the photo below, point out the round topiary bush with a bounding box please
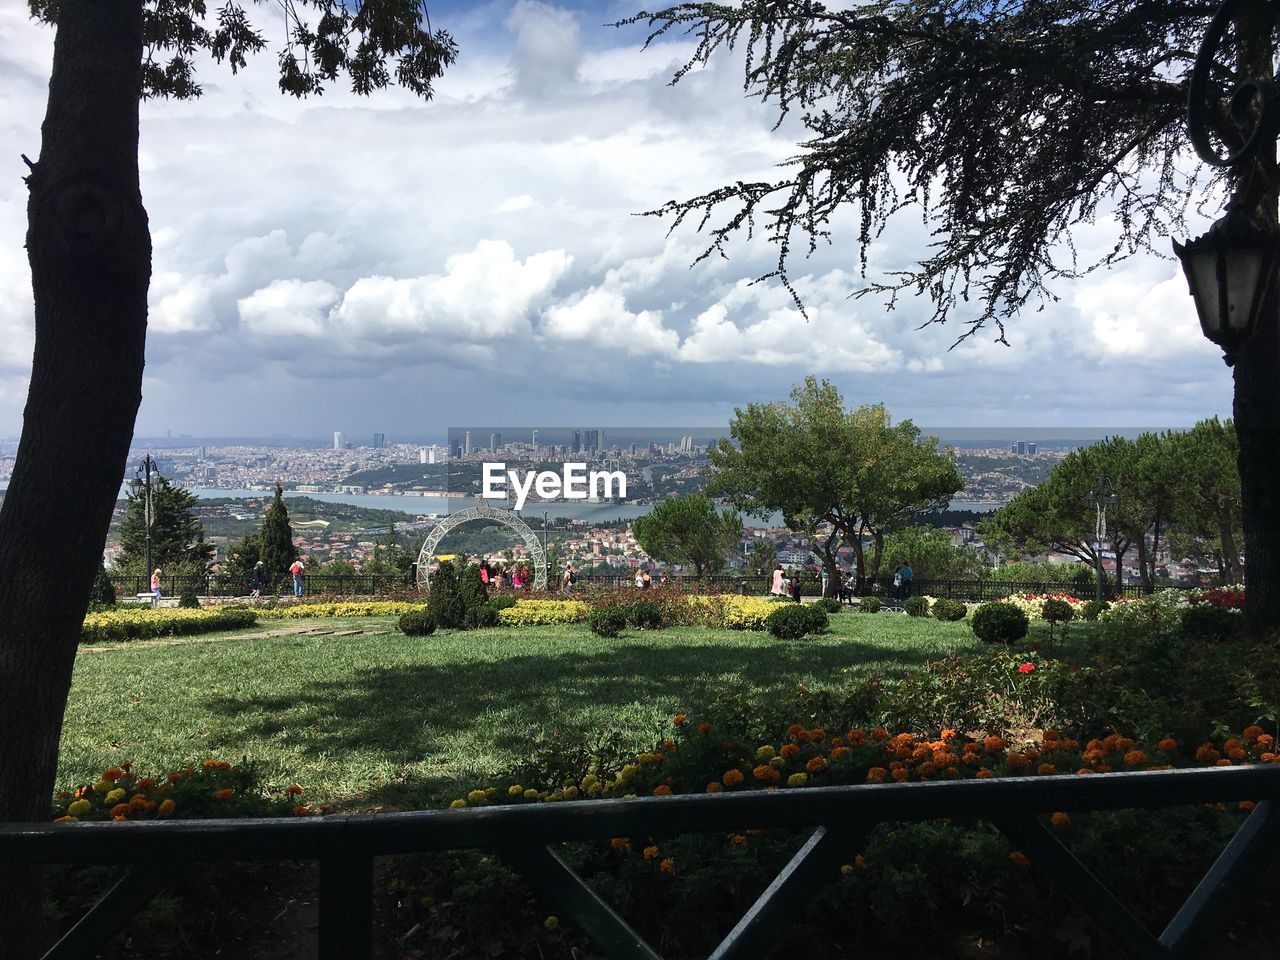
[859,596,882,614]
[398,608,436,636]
[816,597,843,614]
[766,603,827,639]
[177,588,201,609]
[1042,598,1075,623]
[590,606,627,638]
[628,600,664,629]
[931,598,967,622]
[1081,599,1109,621]
[1180,604,1241,643]
[971,601,1030,645]
[903,596,930,617]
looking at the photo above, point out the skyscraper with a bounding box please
[531,429,539,450]
[372,432,386,448]
[489,432,502,452]
[419,448,428,464]
[572,430,581,453]
[1028,442,1037,454]
[334,431,344,451]
[464,431,473,456]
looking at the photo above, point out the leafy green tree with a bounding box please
[745,539,779,577]
[366,522,413,577]
[708,378,962,592]
[880,527,984,582]
[0,5,457,911]
[257,484,298,589]
[115,475,213,575]
[1165,419,1243,584]
[989,561,1096,595]
[220,533,260,583]
[321,558,358,578]
[626,1,1279,628]
[633,494,743,578]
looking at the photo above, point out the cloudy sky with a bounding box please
[0,0,1235,441]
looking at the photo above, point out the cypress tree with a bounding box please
[258,483,297,589]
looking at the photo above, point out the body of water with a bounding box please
[186,489,1001,524]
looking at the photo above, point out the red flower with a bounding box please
[1018,662,1035,674]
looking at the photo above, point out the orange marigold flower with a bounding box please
[871,727,889,741]
[1115,737,1134,753]
[1008,851,1031,868]
[1258,734,1275,750]
[1076,768,1095,775]
[848,729,867,745]
[285,785,303,796]
[652,785,672,796]
[1225,738,1244,753]
[1227,746,1247,761]
[128,795,149,811]
[1042,730,1060,742]
[984,736,1005,755]
[1086,739,1104,753]
[892,768,909,782]
[214,788,234,800]
[753,764,781,783]
[1060,739,1080,751]
[611,837,631,850]
[1037,763,1058,776]
[1123,751,1149,767]
[830,746,852,760]
[805,756,828,774]
[706,781,723,793]
[723,769,745,787]
[111,803,131,818]
[102,767,125,781]
[673,714,686,726]
[292,805,309,816]
[1216,758,1234,767]
[866,767,889,784]
[660,857,677,876]
[643,845,659,860]
[1240,801,1256,811]
[136,778,155,789]
[787,724,805,739]
[1262,752,1278,763]
[1195,744,1221,764]
[809,728,828,741]
[941,728,958,741]
[933,751,959,767]
[975,768,994,779]
[854,854,869,870]
[1158,738,1178,753]
[698,722,713,735]
[158,799,176,817]
[917,762,937,778]
[52,815,76,823]
[1243,726,1264,742]
[1050,812,1070,829]
[731,833,749,847]
[780,743,801,760]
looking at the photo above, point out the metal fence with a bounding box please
[7,765,1279,960]
[107,573,413,599]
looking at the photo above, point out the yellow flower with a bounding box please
[787,773,808,787]
[104,788,126,804]
[840,863,854,875]
[544,915,559,931]
[450,799,467,809]
[523,788,540,800]
[467,790,486,804]
[93,780,112,794]
[508,784,524,796]
[587,782,603,797]
[769,756,787,770]
[582,774,599,789]
[67,799,91,818]
[620,764,640,780]
[756,745,776,761]
[563,786,579,799]
[643,845,660,860]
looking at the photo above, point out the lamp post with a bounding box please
[127,455,157,591]
[1085,477,1119,602]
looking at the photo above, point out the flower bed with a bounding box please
[254,600,424,619]
[497,599,592,626]
[80,607,258,644]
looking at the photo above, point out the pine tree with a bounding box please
[116,474,213,575]
[257,484,297,589]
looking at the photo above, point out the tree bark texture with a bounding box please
[0,1,148,954]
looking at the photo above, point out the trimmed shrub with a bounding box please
[1042,598,1075,624]
[91,566,117,607]
[931,598,967,622]
[1180,605,1242,643]
[466,604,500,629]
[628,601,664,630]
[498,599,591,626]
[589,606,627,638]
[487,594,518,612]
[816,597,843,614]
[766,604,828,639]
[80,607,257,644]
[859,596,882,614]
[398,609,436,636]
[1082,599,1109,621]
[903,596,930,617]
[971,601,1030,645]
[178,588,201,609]
[426,561,467,630]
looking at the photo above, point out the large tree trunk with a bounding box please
[0,2,149,955]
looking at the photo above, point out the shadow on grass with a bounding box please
[204,634,960,807]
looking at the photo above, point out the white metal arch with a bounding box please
[415,503,548,590]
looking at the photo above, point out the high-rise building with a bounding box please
[1027,442,1037,455]
[584,429,599,452]
[598,429,607,452]
[572,430,581,453]
[428,447,437,464]
[531,429,539,450]
[334,431,344,451]
[449,437,462,459]
[464,431,473,456]
[489,432,502,452]
[419,448,428,464]
[1016,441,1027,455]
[372,432,386,448]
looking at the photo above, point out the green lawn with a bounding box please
[60,613,996,810]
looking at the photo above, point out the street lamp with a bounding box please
[1085,477,1119,602]
[128,455,158,588]
[1174,0,1280,364]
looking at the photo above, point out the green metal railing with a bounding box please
[5,765,1279,959]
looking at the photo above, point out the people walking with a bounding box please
[892,565,903,600]
[901,562,914,598]
[151,568,162,602]
[249,562,265,599]
[289,558,305,597]
[790,569,803,603]
[770,563,785,596]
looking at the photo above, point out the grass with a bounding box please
[60,612,998,810]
